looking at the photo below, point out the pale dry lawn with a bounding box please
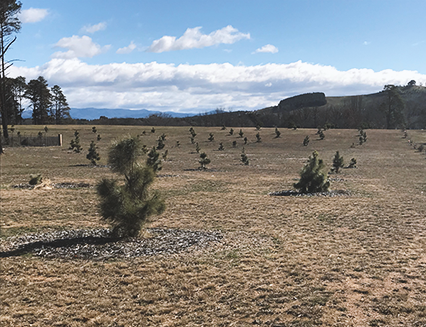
[1,126,426,326]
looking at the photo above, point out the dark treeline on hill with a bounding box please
[75,83,426,129]
[15,81,426,130]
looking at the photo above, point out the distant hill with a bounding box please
[20,85,426,129]
[185,85,426,129]
[22,108,192,120]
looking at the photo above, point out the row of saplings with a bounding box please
[97,136,356,238]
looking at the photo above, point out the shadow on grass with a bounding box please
[0,235,119,258]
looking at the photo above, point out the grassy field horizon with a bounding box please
[1,126,425,326]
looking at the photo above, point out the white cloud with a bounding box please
[20,8,49,23]
[363,41,371,46]
[117,41,137,54]
[53,35,111,59]
[147,25,250,53]
[10,59,426,113]
[80,22,107,34]
[254,44,278,54]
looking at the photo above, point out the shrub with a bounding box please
[256,132,261,142]
[151,127,155,133]
[208,133,214,141]
[303,135,310,146]
[241,148,249,165]
[97,134,101,141]
[162,149,168,160]
[157,137,165,150]
[29,174,42,185]
[239,129,244,138]
[44,126,48,133]
[69,130,82,153]
[319,130,325,140]
[232,140,237,147]
[92,126,97,133]
[97,136,165,238]
[229,128,234,136]
[417,144,424,152]
[190,136,195,144]
[189,127,196,138]
[86,141,101,165]
[293,151,330,193]
[199,152,211,169]
[146,146,162,173]
[176,140,180,147]
[275,127,281,138]
[218,142,224,151]
[195,142,200,153]
[221,125,226,130]
[332,151,344,173]
[244,137,248,144]
[348,158,357,168]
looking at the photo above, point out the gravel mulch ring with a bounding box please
[269,189,350,197]
[0,228,223,260]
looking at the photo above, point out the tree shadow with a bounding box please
[0,235,119,258]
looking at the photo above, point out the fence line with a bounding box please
[1,134,62,147]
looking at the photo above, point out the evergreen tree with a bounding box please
[294,151,330,193]
[92,126,97,133]
[218,142,224,151]
[229,128,234,136]
[69,130,82,153]
[239,129,244,138]
[86,141,100,165]
[146,146,162,173]
[199,152,211,169]
[189,127,196,138]
[26,76,52,125]
[97,136,165,237]
[241,147,249,165]
[380,85,405,129]
[232,140,237,147]
[256,132,261,142]
[10,76,26,125]
[156,137,165,150]
[0,0,22,139]
[303,135,310,146]
[243,136,248,144]
[319,130,325,140]
[332,151,344,173]
[275,127,281,138]
[348,158,357,168]
[51,85,70,124]
[195,142,200,153]
[208,133,214,141]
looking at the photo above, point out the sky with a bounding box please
[9,0,426,114]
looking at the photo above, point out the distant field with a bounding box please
[1,125,425,326]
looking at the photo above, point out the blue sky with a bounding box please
[10,0,426,113]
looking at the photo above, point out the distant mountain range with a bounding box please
[22,108,193,120]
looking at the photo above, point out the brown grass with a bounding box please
[1,126,426,326]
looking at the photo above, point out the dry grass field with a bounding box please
[1,125,425,327]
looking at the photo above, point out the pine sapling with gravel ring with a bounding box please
[294,151,330,194]
[97,136,165,238]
